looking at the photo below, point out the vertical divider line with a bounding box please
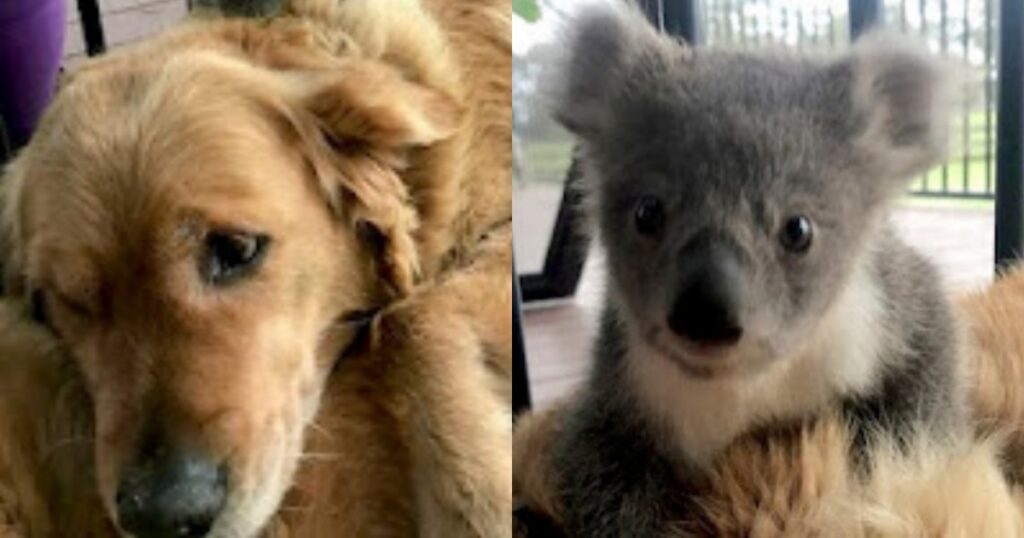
[513,258,531,415]
[995,0,1024,268]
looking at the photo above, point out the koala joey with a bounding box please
[540,4,965,536]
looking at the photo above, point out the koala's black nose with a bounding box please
[667,240,745,346]
[116,448,227,538]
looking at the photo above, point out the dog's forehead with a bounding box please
[17,56,319,283]
[33,54,300,194]
[53,48,277,139]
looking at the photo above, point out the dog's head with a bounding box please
[1,17,459,538]
[555,7,950,379]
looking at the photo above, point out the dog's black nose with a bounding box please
[116,449,227,538]
[667,239,745,346]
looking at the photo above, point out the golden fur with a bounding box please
[274,226,512,537]
[514,266,1024,537]
[0,0,510,536]
[959,266,1024,482]
[682,419,1024,536]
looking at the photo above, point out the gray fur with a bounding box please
[544,5,965,536]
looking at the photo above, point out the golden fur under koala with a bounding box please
[0,0,510,536]
[514,267,1024,537]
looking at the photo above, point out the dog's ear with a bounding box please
[838,32,952,182]
[306,140,423,297]
[286,61,462,296]
[302,61,461,148]
[207,20,461,296]
[552,4,687,140]
[208,20,462,147]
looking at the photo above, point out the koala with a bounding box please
[540,5,966,536]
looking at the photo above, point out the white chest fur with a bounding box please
[625,265,889,467]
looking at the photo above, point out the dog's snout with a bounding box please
[116,448,227,538]
[666,240,745,346]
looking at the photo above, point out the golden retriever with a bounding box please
[514,267,1024,536]
[0,0,511,536]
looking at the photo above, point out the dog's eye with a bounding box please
[779,215,813,253]
[201,231,270,286]
[634,196,665,237]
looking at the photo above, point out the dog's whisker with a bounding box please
[298,451,342,461]
[277,505,315,513]
[306,420,333,439]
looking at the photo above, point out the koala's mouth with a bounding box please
[644,327,739,379]
[642,325,780,381]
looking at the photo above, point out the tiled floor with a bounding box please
[521,200,996,409]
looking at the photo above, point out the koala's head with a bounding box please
[554,6,950,378]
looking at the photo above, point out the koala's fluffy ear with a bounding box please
[551,4,684,139]
[844,32,953,181]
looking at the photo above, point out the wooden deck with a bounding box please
[520,194,997,409]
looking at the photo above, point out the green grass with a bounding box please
[899,194,994,210]
[912,157,993,197]
[520,140,574,184]
[911,109,996,197]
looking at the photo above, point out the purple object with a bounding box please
[0,0,67,148]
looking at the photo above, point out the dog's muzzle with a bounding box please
[116,447,227,538]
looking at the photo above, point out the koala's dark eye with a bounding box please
[201,231,270,286]
[780,215,813,253]
[634,196,665,237]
